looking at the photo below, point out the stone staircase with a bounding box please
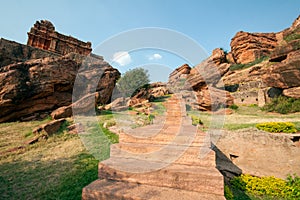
[82,94,225,200]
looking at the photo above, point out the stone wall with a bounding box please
[214,129,300,179]
[227,80,270,107]
[27,20,92,56]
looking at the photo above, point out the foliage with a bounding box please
[224,185,234,200]
[117,68,150,97]
[191,115,203,126]
[256,122,297,133]
[262,95,300,114]
[230,174,300,199]
[284,28,300,42]
[229,104,239,110]
[229,56,268,71]
[285,34,300,42]
[99,123,119,144]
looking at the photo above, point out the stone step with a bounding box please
[99,160,224,196]
[109,143,215,167]
[82,179,226,200]
[119,130,209,147]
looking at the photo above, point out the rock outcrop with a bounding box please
[27,20,92,55]
[168,15,300,110]
[0,39,120,122]
[168,53,233,111]
[214,129,300,179]
[230,31,277,64]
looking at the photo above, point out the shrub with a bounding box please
[262,95,300,114]
[224,185,234,200]
[191,115,203,126]
[284,28,300,42]
[256,122,297,133]
[231,174,300,199]
[229,104,239,110]
[229,56,268,71]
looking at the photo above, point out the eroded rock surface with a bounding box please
[0,39,120,122]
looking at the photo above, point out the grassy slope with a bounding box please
[0,120,99,200]
[0,98,168,200]
[188,105,300,131]
[1,101,299,199]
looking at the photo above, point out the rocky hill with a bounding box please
[0,21,120,122]
[169,15,300,110]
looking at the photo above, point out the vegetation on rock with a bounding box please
[262,95,300,114]
[229,56,269,71]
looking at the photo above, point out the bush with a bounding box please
[256,122,297,133]
[229,56,268,71]
[117,68,150,97]
[231,174,300,199]
[224,185,234,200]
[229,104,239,110]
[191,115,203,126]
[262,95,300,114]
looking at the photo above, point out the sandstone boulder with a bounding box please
[168,58,233,111]
[129,82,169,107]
[33,119,66,136]
[0,40,120,122]
[283,87,300,99]
[51,105,72,119]
[193,86,234,111]
[230,31,277,64]
[211,48,226,65]
[167,64,191,93]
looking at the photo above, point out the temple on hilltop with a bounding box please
[27,20,92,55]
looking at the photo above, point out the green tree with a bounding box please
[117,68,150,97]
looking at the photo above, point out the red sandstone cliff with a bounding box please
[168,15,300,109]
[0,20,120,122]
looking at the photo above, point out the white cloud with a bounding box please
[148,53,162,60]
[112,51,132,66]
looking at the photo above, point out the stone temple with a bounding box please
[27,20,92,55]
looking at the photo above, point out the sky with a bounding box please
[0,0,299,82]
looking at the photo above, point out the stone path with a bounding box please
[82,94,225,199]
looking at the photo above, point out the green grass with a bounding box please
[188,105,300,132]
[284,28,300,42]
[0,129,99,199]
[223,123,257,131]
[0,115,120,200]
[230,56,269,71]
[151,102,166,116]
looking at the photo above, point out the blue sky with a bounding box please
[0,0,299,81]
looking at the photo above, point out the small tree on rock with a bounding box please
[117,68,150,97]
